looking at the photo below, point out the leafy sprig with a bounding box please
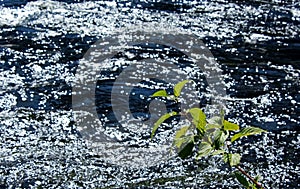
[151,80,267,189]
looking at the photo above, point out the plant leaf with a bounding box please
[174,126,191,149]
[206,123,222,130]
[235,171,250,188]
[223,153,241,167]
[178,141,194,159]
[188,108,206,133]
[196,142,212,159]
[151,89,168,97]
[223,120,239,131]
[231,126,267,142]
[207,116,222,126]
[174,135,193,149]
[230,153,241,166]
[151,111,178,138]
[175,126,190,139]
[213,130,228,150]
[174,80,191,97]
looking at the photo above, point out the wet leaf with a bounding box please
[151,111,178,138]
[213,130,228,150]
[223,153,241,166]
[174,136,189,149]
[175,126,190,139]
[206,123,221,130]
[196,142,212,159]
[231,126,267,142]
[151,89,168,97]
[223,120,239,131]
[178,141,194,159]
[207,116,222,127]
[235,171,250,188]
[174,80,191,97]
[174,134,194,150]
[174,126,191,149]
[188,108,206,133]
[230,153,241,166]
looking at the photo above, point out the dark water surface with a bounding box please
[0,0,299,188]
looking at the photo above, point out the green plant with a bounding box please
[151,80,267,189]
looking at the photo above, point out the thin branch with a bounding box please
[236,165,264,189]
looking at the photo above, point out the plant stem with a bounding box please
[235,165,264,189]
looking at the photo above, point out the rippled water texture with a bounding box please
[0,0,299,188]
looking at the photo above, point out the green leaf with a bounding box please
[207,116,222,126]
[223,153,241,167]
[230,153,241,166]
[196,142,212,159]
[223,120,239,131]
[175,126,190,139]
[213,130,228,150]
[174,126,191,149]
[188,108,206,133]
[174,135,193,149]
[151,111,178,138]
[231,126,267,142]
[174,80,191,97]
[235,171,250,188]
[173,130,195,159]
[178,141,194,159]
[151,89,168,97]
[206,123,222,130]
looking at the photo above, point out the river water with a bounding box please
[0,0,299,188]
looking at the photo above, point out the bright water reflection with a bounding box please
[0,0,299,188]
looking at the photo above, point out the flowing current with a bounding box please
[0,0,299,188]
